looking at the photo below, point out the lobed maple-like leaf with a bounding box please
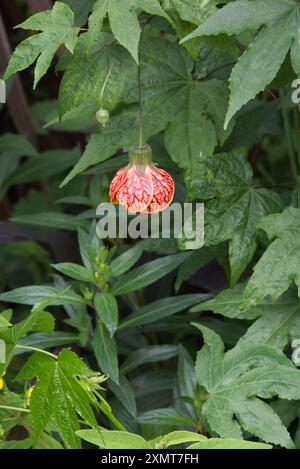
[182,0,300,127]
[242,207,300,308]
[86,0,170,61]
[4,2,80,88]
[194,324,300,448]
[17,349,98,448]
[192,283,300,350]
[185,153,283,284]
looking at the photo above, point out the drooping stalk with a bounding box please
[137,28,145,147]
[100,57,116,108]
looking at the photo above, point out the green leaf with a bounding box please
[170,0,216,25]
[108,0,140,63]
[86,0,109,51]
[0,287,73,374]
[137,408,196,427]
[0,134,39,196]
[0,285,85,306]
[0,133,38,158]
[194,324,300,448]
[93,322,119,383]
[157,431,206,448]
[0,439,33,450]
[0,315,12,330]
[119,294,209,330]
[31,311,55,334]
[61,104,166,186]
[132,369,174,395]
[77,227,94,271]
[194,283,300,350]
[242,207,300,308]
[51,263,93,282]
[108,372,137,417]
[60,37,194,184]
[238,290,300,350]
[4,2,80,88]
[109,244,143,277]
[177,345,197,402]
[0,340,5,364]
[1,287,71,345]
[18,332,79,352]
[135,0,170,21]
[191,283,262,320]
[86,0,170,56]
[125,36,193,112]
[94,293,119,337]
[11,212,89,232]
[165,80,233,170]
[77,429,150,449]
[111,252,189,295]
[186,153,283,284]
[63,0,94,27]
[0,309,13,323]
[224,14,294,128]
[121,345,178,373]
[291,24,300,75]
[59,33,134,119]
[182,0,293,39]
[224,100,280,151]
[17,349,98,448]
[189,439,271,450]
[6,148,80,186]
[181,0,298,127]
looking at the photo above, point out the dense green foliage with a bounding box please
[1,0,300,449]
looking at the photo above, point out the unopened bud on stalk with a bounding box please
[96,108,110,127]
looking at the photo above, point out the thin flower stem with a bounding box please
[15,345,58,360]
[0,404,29,413]
[100,58,117,107]
[93,390,127,432]
[138,29,145,147]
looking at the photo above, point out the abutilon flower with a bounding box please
[110,144,174,214]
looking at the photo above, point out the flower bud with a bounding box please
[96,108,110,127]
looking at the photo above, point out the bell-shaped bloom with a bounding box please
[110,144,174,214]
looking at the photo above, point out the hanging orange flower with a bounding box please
[110,144,174,214]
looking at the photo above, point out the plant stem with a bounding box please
[138,64,143,146]
[0,404,29,413]
[137,30,144,147]
[280,90,298,179]
[94,390,127,432]
[15,345,58,360]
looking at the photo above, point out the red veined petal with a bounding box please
[116,165,154,213]
[146,166,175,214]
[109,166,130,203]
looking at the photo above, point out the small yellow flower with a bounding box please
[26,386,34,400]
[0,371,6,390]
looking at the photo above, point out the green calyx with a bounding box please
[129,144,153,165]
